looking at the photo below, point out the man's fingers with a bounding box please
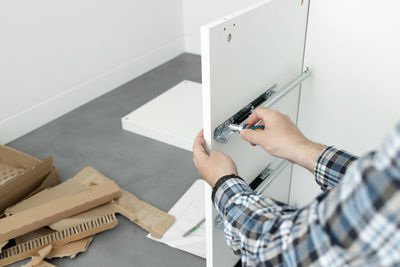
[193,130,208,163]
[245,107,271,125]
[240,129,263,146]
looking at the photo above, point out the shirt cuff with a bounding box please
[314,146,358,190]
[212,176,253,215]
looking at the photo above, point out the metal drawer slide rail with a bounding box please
[213,68,311,143]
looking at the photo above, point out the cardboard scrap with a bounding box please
[0,162,25,183]
[21,245,54,267]
[26,167,61,199]
[47,236,94,259]
[112,189,175,238]
[0,214,118,266]
[15,228,94,259]
[49,189,175,239]
[0,240,7,253]
[49,204,115,231]
[15,228,56,245]
[0,167,121,243]
[6,167,114,216]
[0,144,53,213]
[32,245,52,265]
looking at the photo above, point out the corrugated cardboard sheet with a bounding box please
[0,167,121,243]
[0,145,55,213]
[0,214,118,266]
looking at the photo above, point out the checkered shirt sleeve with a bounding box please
[314,146,358,191]
[213,123,400,266]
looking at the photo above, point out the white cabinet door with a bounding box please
[201,0,309,266]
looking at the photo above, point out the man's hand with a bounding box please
[193,130,238,187]
[239,107,326,172]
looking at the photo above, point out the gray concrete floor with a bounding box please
[7,53,205,267]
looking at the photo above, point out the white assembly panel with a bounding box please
[291,0,400,207]
[201,0,309,266]
[121,80,202,151]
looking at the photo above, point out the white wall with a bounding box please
[0,0,184,144]
[290,0,400,206]
[182,0,261,54]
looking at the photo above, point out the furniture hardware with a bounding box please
[213,68,311,144]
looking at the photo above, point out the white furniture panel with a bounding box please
[290,0,400,207]
[122,80,202,151]
[201,0,309,266]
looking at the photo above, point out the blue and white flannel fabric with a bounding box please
[213,123,400,266]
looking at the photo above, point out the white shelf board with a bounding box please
[121,80,202,151]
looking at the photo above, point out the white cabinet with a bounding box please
[200,1,309,266]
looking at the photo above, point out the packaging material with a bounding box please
[112,189,175,238]
[48,190,175,238]
[26,167,61,199]
[147,179,206,258]
[0,240,7,253]
[0,167,121,243]
[47,236,94,259]
[49,204,115,231]
[15,229,94,260]
[15,228,55,245]
[0,214,118,266]
[22,245,53,267]
[0,145,54,213]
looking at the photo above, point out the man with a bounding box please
[193,107,400,266]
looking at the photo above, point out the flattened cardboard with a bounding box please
[26,167,61,199]
[6,167,116,216]
[47,236,94,259]
[0,240,7,253]
[31,245,52,265]
[49,189,175,238]
[49,204,115,231]
[112,189,175,238]
[21,245,55,267]
[15,229,94,259]
[15,228,56,245]
[0,214,118,266]
[0,167,121,243]
[0,145,54,213]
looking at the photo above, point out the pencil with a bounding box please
[182,218,205,237]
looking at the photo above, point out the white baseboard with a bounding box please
[184,36,201,55]
[0,38,184,145]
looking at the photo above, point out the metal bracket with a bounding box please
[249,163,273,190]
[213,68,311,143]
[254,160,289,194]
[213,84,277,144]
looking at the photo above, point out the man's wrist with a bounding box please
[211,174,242,204]
[293,140,326,172]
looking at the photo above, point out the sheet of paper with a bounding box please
[147,179,206,258]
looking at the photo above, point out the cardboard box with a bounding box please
[0,145,55,213]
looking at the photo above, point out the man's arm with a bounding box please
[213,122,400,266]
[240,107,358,189]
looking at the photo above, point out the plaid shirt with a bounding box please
[213,123,400,266]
